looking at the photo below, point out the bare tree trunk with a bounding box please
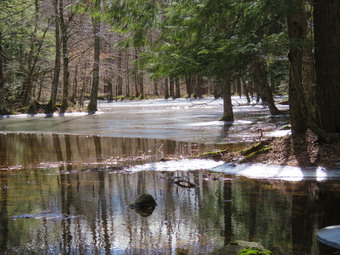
[70,65,78,104]
[46,0,61,113]
[169,77,174,98]
[117,50,123,96]
[88,15,101,112]
[314,0,340,133]
[59,0,69,113]
[153,80,158,96]
[253,57,281,115]
[175,78,181,99]
[164,77,169,99]
[0,31,7,114]
[220,71,234,121]
[185,75,192,98]
[287,0,308,134]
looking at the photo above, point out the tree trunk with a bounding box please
[195,76,203,99]
[287,0,308,134]
[185,75,192,98]
[59,0,69,113]
[88,16,101,112]
[46,0,61,113]
[117,50,123,96]
[0,31,7,114]
[153,81,158,96]
[164,77,169,99]
[175,78,181,99]
[70,65,78,104]
[253,57,281,115]
[169,77,174,98]
[314,0,340,133]
[220,72,234,121]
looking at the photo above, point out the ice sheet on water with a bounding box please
[212,163,340,181]
[125,159,224,172]
[126,159,340,182]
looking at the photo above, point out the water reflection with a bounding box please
[0,133,217,170]
[1,168,340,254]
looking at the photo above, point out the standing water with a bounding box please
[0,97,339,254]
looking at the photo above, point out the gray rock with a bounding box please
[317,225,340,250]
[129,193,157,217]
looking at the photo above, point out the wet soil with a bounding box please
[220,130,340,168]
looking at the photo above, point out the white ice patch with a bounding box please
[125,159,224,172]
[212,163,340,181]
[126,159,340,182]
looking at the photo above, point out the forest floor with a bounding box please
[216,130,340,168]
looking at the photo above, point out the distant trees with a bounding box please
[1,0,340,137]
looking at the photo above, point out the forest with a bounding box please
[1,0,340,139]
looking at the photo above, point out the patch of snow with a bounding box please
[212,163,340,181]
[125,159,224,172]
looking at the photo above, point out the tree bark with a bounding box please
[314,0,340,133]
[70,65,78,104]
[185,75,192,98]
[0,31,7,114]
[287,0,308,134]
[46,0,61,114]
[60,0,69,113]
[175,78,181,99]
[253,57,281,115]
[88,15,101,112]
[220,71,234,121]
[164,77,169,99]
[117,50,123,96]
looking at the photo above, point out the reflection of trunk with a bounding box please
[185,75,192,98]
[98,171,111,253]
[0,179,8,251]
[220,72,234,121]
[248,183,258,240]
[164,77,169,99]
[224,181,232,245]
[291,184,313,255]
[253,58,281,115]
[88,16,101,112]
[0,31,7,114]
[93,136,102,162]
[46,0,61,113]
[60,174,73,253]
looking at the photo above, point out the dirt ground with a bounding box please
[220,130,340,168]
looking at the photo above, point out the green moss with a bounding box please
[240,141,269,156]
[196,149,228,159]
[238,248,272,255]
[241,146,272,162]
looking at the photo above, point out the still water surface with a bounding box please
[0,99,339,254]
[0,133,339,254]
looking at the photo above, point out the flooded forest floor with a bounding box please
[218,131,340,168]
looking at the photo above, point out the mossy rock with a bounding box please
[238,248,272,255]
[198,149,228,159]
[211,240,272,255]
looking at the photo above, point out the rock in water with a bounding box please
[129,193,157,217]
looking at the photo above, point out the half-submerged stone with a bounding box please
[317,225,340,250]
[129,193,157,217]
